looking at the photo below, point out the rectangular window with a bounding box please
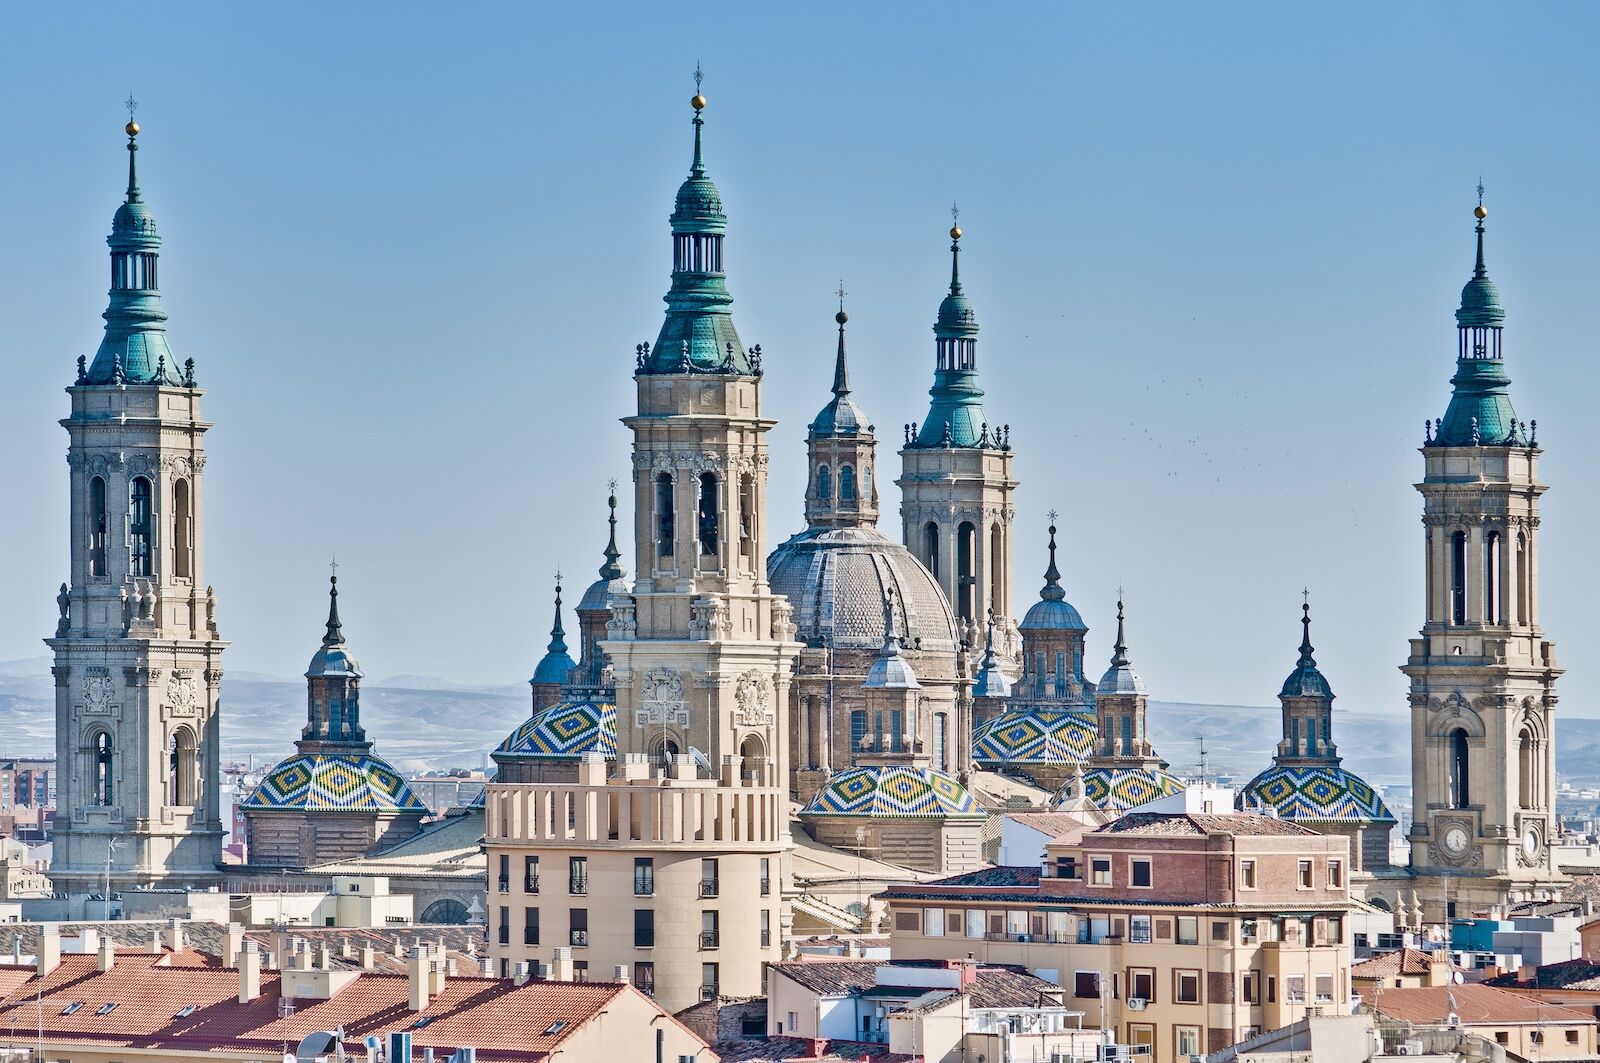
[850,710,868,753]
[570,856,589,895]
[702,963,719,1001]
[1054,854,1079,880]
[1129,968,1155,1003]
[1286,975,1306,1004]
[1176,1026,1201,1058]
[1328,859,1343,888]
[760,857,771,896]
[1177,916,1199,946]
[1129,915,1152,943]
[1175,970,1200,1004]
[1212,920,1230,943]
[966,909,987,939]
[570,908,588,947]
[760,909,771,949]
[923,907,945,937]
[1092,858,1112,885]
[523,907,539,946]
[1242,971,1259,1005]
[498,906,509,945]
[1329,916,1343,945]
[1130,858,1152,888]
[1567,1030,1580,1045]
[1239,859,1257,889]
[634,962,655,996]
[524,855,540,893]
[1073,971,1099,998]
[700,858,720,898]
[1314,975,1334,1003]
[634,857,654,896]
[1298,859,1313,889]
[573,960,588,982]
[498,854,510,893]
[701,909,720,949]
[634,908,654,948]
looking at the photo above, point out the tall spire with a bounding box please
[1437,190,1517,446]
[531,574,578,688]
[1039,524,1065,602]
[1297,594,1316,669]
[948,203,962,294]
[546,578,569,655]
[831,283,851,399]
[913,212,994,449]
[1110,597,1130,668]
[599,487,624,581]
[322,567,344,646]
[1096,593,1146,695]
[690,62,707,178]
[124,94,141,203]
[1280,590,1333,700]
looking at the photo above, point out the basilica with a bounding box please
[41,90,1563,929]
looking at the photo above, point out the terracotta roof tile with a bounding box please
[1352,948,1455,978]
[1366,983,1593,1026]
[1097,812,1318,837]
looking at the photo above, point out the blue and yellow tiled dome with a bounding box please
[1239,764,1395,825]
[1059,766,1185,814]
[242,752,426,813]
[800,766,983,819]
[496,698,617,760]
[974,709,1096,766]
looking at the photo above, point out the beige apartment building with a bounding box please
[882,811,1355,1063]
[483,752,785,1013]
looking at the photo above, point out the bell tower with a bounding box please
[46,113,225,894]
[1403,195,1562,916]
[603,86,800,784]
[898,215,1019,666]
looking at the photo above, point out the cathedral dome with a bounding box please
[1239,763,1395,825]
[1057,765,1184,815]
[1022,598,1086,632]
[799,765,982,819]
[974,708,1096,766]
[242,752,426,813]
[767,527,959,653]
[494,698,617,761]
[673,174,723,224]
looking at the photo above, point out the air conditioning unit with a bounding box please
[1127,998,1147,1011]
[1394,1041,1425,1056]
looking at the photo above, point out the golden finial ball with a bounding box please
[1474,204,1488,220]
[949,226,962,240]
[691,94,707,111]
[125,121,140,137]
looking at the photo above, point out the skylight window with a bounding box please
[96,1003,117,1016]
[60,1002,85,1016]
[411,1016,435,1029]
[175,1005,197,1018]
[542,1022,566,1036]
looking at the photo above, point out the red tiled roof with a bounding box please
[1352,948,1455,978]
[1486,959,1600,992]
[715,1037,912,1062]
[0,953,668,1062]
[1366,983,1593,1026]
[1006,812,1090,840]
[1097,812,1318,837]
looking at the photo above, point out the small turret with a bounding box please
[806,294,879,528]
[531,578,577,713]
[1435,190,1521,447]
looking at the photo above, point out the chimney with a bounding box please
[97,934,115,972]
[318,943,331,970]
[481,956,495,978]
[271,930,292,970]
[446,958,458,978]
[612,964,628,984]
[512,961,531,986]
[669,755,694,781]
[292,943,312,971]
[720,754,741,788]
[551,947,573,983]
[163,918,185,953]
[37,925,60,976]
[238,941,262,1003]
[393,938,405,958]
[149,928,162,955]
[427,945,447,995]
[340,938,354,960]
[408,948,430,1011]
[359,943,375,971]
[225,924,245,968]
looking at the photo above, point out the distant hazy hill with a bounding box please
[0,663,1593,786]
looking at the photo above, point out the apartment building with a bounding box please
[882,811,1354,1063]
[483,752,785,1013]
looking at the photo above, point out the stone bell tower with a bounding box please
[898,217,1020,667]
[602,88,801,785]
[46,114,225,894]
[1403,195,1562,917]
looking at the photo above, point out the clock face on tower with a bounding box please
[1443,825,1470,855]
[1524,827,1540,856]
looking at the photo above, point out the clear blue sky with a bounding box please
[4,4,1598,719]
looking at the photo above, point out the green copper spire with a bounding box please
[531,577,577,685]
[642,75,751,376]
[1436,190,1520,447]
[913,209,995,448]
[85,110,182,387]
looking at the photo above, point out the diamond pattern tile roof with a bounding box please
[800,766,982,819]
[1238,763,1395,824]
[973,709,1096,765]
[495,699,617,760]
[1068,766,1184,814]
[241,752,426,813]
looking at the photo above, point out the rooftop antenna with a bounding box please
[1197,736,1210,786]
[102,836,122,922]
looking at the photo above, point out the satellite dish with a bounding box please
[1452,971,1465,984]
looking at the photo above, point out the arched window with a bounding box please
[1450,531,1467,625]
[655,473,674,560]
[697,473,720,555]
[129,477,153,579]
[88,477,108,579]
[924,523,940,581]
[1485,531,1501,624]
[169,728,196,807]
[1518,729,1535,808]
[739,735,765,782]
[815,465,831,501]
[173,479,192,580]
[956,522,977,621]
[1119,714,1133,756]
[1290,718,1300,756]
[1516,532,1528,626]
[739,473,756,566]
[849,710,868,754]
[932,713,948,772]
[990,523,1004,615]
[92,732,114,806]
[838,465,856,502]
[1449,728,1471,808]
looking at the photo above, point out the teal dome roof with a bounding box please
[1456,274,1504,329]
[494,698,617,760]
[242,752,426,814]
[1280,602,1332,699]
[1437,358,1519,446]
[800,765,982,819]
[1021,526,1088,632]
[974,708,1096,765]
[1239,763,1394,825]
[1061,765,1184,814]
[673,174,724,227]
[531,582,577,685]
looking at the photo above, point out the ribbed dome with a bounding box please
[112,199,157,238]
[767,527,959,653]
[936,290,976,331]
[1456,274,1504,328]
[531,647,576,685]
[811,394,867,436]
[673,175,723,223]
[307,642,362,679]
[1022,598,1086,632]
[577,576,627,614]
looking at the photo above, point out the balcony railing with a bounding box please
[699,931,720,949]
[524,875,539,894]
[634,879,654,897]
[570,878,589,896]
[496,877,509,893]
[699,984,719,1002]
[699,879,719,899]
[570,930,588,947]
[637,982,655,998]
[760,930,771,948]
[759,877,771,896]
